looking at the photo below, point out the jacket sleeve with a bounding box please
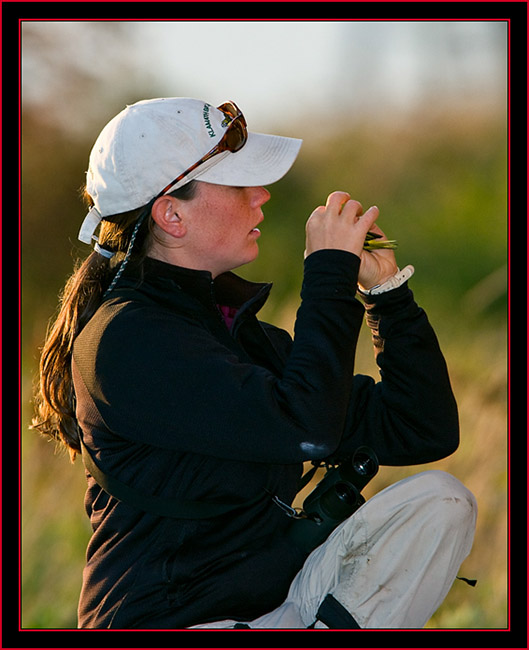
[331,284,459,466]
[74,250,367,465]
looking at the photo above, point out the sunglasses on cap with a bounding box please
[157,101,247,198]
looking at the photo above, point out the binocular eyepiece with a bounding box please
[286,446,378,555]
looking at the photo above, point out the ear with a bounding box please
[151,196,187,238]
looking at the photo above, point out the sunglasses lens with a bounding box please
[216,101,247,153]
[224,118,247,152]
[218,101,245,123]
[218,101,235,117]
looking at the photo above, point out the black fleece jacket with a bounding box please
[72,249,458,629]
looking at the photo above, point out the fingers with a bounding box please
[326,192,378,232]
[325,191,354,211]
[356,205,380,232]
[325,191,363,218]
[305,191,383,258]
[340,200,380,238]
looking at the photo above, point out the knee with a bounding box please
[414,470,477,530]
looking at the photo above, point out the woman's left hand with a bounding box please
[357,221,398,291]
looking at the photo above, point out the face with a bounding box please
[175,182,271,277]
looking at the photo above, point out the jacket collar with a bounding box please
[119,256,272,317]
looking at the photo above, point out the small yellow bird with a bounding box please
[363,231,398,251]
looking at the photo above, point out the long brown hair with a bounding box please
[32,182,197,461]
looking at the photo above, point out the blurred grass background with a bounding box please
[21,20,508,630]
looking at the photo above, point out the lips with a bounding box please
[250,217,263,234]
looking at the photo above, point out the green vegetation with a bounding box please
[21,106,507,629]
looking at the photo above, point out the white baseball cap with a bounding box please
[79,97,302,244]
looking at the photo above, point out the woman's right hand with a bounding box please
[305,191,380,259]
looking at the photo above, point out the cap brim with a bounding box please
[195,132,302,188]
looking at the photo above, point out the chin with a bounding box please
[229,246,260,273]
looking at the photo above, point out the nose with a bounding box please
[251,186,271,207]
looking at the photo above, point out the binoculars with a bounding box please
[287,446,379,555]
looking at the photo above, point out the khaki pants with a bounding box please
[190,470,477,629]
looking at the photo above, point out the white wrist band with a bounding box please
[358,265,415,296]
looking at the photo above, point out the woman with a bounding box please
[33,97,476,629]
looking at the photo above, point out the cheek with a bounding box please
[209,210,246,246]
[192,194,253,255]
[196,219,238,256]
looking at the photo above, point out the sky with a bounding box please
[130,20,508,131]
[21,19,508,138]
